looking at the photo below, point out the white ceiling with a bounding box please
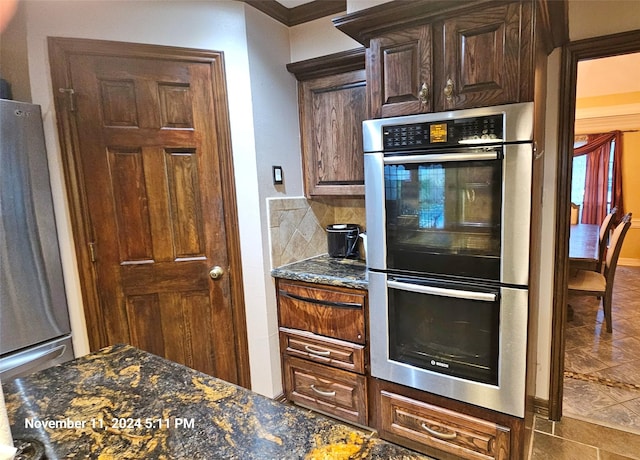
[577,52,640,98]
[575,52,640,133]
[275,0,315,8]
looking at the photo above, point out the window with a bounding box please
[570,138,615,223]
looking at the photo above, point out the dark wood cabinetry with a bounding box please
[337,0,545,118]
[368,24,432,117]
[370,379,523,460]
[276,278,369,426]
[435,2,533,112]
[287,49,367,196]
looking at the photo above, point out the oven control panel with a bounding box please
[382,114,503,150]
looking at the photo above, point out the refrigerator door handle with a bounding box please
[0,345,66,380]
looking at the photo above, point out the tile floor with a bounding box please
[528,265,640,459]
[529,414,640,459]
[564,265,640,431]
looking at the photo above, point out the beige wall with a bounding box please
[568,0,640,41]
[289,14,359,62]
[0,1,30,102]
[620,131,640,261]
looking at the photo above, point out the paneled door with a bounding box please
[48,38,250,387]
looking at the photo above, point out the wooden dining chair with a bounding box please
[596,207,618,272]
[568,213,631,332]
[570,202,580,225]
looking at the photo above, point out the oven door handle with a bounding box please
[387,279,497,302]
[384,151,500,164]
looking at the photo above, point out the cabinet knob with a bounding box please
[209,266,225,280]
[444,78,455,102]
[418,82,429,105]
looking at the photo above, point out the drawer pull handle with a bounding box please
[304,345,331,357]
[310,385,336,398]
[280,290,361,309]
[421,423,458,440]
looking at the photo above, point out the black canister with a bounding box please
[326,224,360,258]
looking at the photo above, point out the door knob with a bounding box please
[209,266,225,280]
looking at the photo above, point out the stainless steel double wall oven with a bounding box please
[364,102,534,417]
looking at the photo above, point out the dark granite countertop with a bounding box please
[271,255,368,290]
[2,344,430,459]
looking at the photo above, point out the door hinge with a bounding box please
[89,242,97,262]
[58,88,77,112]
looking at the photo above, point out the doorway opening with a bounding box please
[550,30,640,427]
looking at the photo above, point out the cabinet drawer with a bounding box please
[277,281,366,344]
[283,356,367,426]
[379,391,510,460]
[280,327,366,374]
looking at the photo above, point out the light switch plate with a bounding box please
[273,165,283,185]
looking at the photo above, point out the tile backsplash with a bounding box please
[267,197,365,268]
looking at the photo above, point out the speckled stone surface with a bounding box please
[271,254,368,290]
[2,344,430,459]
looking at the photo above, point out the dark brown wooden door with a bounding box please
[49,38,250,387]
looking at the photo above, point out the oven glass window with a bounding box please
[385,157,502,280]
[388,284,500,385]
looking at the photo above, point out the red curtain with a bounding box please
[573,131,623,224]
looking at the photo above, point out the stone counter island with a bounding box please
[2,344,429,459]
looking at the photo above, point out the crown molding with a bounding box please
[576,102,640,120]
[240,0,346,26]
[332,0,485,46]
[286,47,365,81]
[574,102,640,134]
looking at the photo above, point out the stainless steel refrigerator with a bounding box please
[1,99,74,380]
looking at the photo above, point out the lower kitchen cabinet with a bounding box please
[276,278,369,426]
[370,379,524,460]
[378,391,510,460]
[274,276,525,458]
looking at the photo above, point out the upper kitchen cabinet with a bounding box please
[368,24,433,117]
[435,2,531,111]
[335,0,568,118]
[287,49,367,196]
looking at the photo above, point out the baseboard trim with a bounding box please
[620,258,640,267]
[533,397,549,418]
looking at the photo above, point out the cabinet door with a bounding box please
[368,24,432,118]
[437,3,527,111]
[300,70,366,196]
